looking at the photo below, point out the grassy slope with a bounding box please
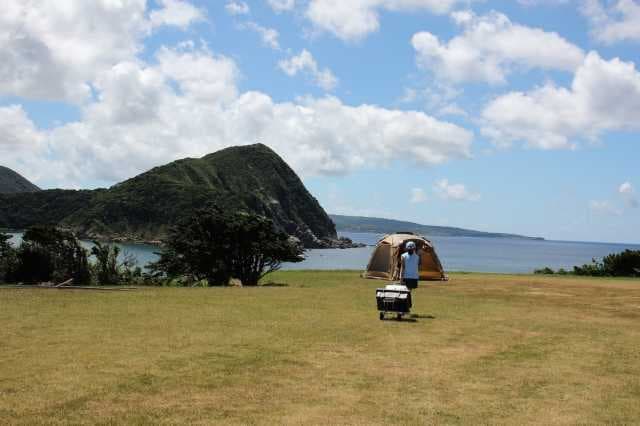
[1,272,639,424]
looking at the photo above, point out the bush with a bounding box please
[601,250,640,277]
[150,206,304,286]
[571,250,640,278]
[90,241,144,286]
[12,226,91,285]
[534,267,555,275]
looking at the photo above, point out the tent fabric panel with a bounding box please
[367,243,391,273]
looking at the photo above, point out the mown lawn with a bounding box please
[1,271,639,425]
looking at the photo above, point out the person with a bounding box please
[400,241,420,290]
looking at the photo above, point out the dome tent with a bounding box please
[363,233,446,281]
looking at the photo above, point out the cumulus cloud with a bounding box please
[0,105,50,183]
[410,188,428,203]
[239,22,280,49]
[434,179,480,201]
[268,0,296,12]
[278,49,339,91]
[411,10,584,85]
[225,1,250,15]
[481,52,640,149]
[582,0,640,44]
[619,182,638,208]
[0,0,202,104]
[7,43,472,188]
[149,0,206,29]
[306,0,464,41]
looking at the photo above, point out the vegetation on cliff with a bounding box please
[0,144,338,247]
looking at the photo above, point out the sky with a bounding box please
[1,0,639,243]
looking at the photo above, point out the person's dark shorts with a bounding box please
[402,278,418,289]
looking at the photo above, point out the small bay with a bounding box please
[8,231,640,274]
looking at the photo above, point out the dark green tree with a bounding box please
[602,250,640,277]
[225,211,304,285]
[150,207,303,286]
[13,226,91,285]
[0,232,17,283]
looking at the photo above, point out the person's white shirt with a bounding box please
[401,252,420,279]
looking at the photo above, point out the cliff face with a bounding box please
[0,166,40,194]
[0,144,338,247]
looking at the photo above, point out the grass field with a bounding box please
[2,271,640,425]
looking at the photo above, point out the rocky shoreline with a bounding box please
[77,231,366,249]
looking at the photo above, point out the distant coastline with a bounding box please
[330,214,545,241]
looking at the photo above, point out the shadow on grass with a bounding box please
[261,282,289,287]
[380,313,435,323]
[410,313,436,319]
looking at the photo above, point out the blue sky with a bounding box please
[1,0,639,243]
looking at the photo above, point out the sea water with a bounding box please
[7,231,640,274]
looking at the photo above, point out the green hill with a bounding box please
[0,166,40,194]
[330,214,544,240]
[0,144,337,247]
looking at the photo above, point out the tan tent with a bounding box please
[363,232,446,281]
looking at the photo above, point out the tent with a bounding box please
[363,232,446,281]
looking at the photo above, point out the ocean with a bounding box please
[7,231,640,274]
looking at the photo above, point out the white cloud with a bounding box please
[518,0,569,5]
[240,22,280,49]
[399,88,418,103]
[0,105,50,184]
[434,179,480,201]
[619,181,634,194]
[589,200,622,216]
[279,49,339,91]
[619,182,638,208]
[0,0,203,104]
[437,103,468,117]
[0,105,45,151]
[410,188,428,203]
[583,0,640,44]
[481,52,640,149]
[411,10,584,85]
[7,44,472,188]
[225,1,250,15]
[150,0,206,29]
[305,0,464,42]
[268,0,296,12]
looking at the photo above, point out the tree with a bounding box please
[225,211,304,285]
[150,207,304,286]
[91,241,121,285]
[602,250,640,277]
[13,226,91,285]
[0,232,17,283]
[90,241,141,285]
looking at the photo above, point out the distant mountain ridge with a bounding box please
[0,166,40,194]
[0,144,339,247]
[330,214,544,240]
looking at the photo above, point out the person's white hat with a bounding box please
[406,241,416,249]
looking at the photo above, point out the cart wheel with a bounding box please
[379,312,384,320]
